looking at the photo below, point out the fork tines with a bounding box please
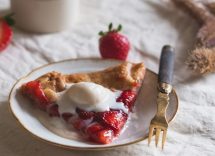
[148,124,167,149]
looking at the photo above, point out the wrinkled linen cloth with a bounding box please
[0,0,214,156]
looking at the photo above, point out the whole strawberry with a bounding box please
[99,23,130,60]
[0,13,14,52]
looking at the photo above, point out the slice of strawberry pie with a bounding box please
[21,62,145,144]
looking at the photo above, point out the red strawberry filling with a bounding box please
[95,110,128,134]
[86,123,114,144]
[62,112,74,122]
[76,108,95,120]
[66,90,136,144]
[90,128,114,144]
[70,118,88,131]
[117,90,136,111]
[23,81,51,110]
[47,104,60,117]
[23,81,137,144]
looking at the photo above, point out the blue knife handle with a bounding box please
[158,45,175,85]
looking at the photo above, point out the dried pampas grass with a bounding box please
[172,0,215,74]
[187,47,215,74]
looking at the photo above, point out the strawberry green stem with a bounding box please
[98,23,123,37]
[3,12,15,26]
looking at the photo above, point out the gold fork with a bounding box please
[148,45,175,149]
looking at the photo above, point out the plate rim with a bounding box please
[8,58,179,150]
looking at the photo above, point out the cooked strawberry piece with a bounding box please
[117,90,136,111]
[132,82,140,87]
[47,104,60,117]
[62,113,74,122]
[76,108,95,120]
[86,123,115,144]
[24,81,38,95]
[24,81,50,110]
[90,129,114,144]
[86,123,104,135]
[70,117,94,131]
[96,110,128,134]
[71,118,86,130]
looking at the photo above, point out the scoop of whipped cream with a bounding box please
[57,82,128,114]
[67,82,110,106]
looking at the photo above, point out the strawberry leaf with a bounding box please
[99,31,105,36]
[108,23,113,31]
[117,24,122,32]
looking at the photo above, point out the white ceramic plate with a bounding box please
[9,59,178,150]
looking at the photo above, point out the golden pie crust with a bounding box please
[22,62,145,102]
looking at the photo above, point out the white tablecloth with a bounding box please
[0,0,214,156]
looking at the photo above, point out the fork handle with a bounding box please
[158,45,175,93]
